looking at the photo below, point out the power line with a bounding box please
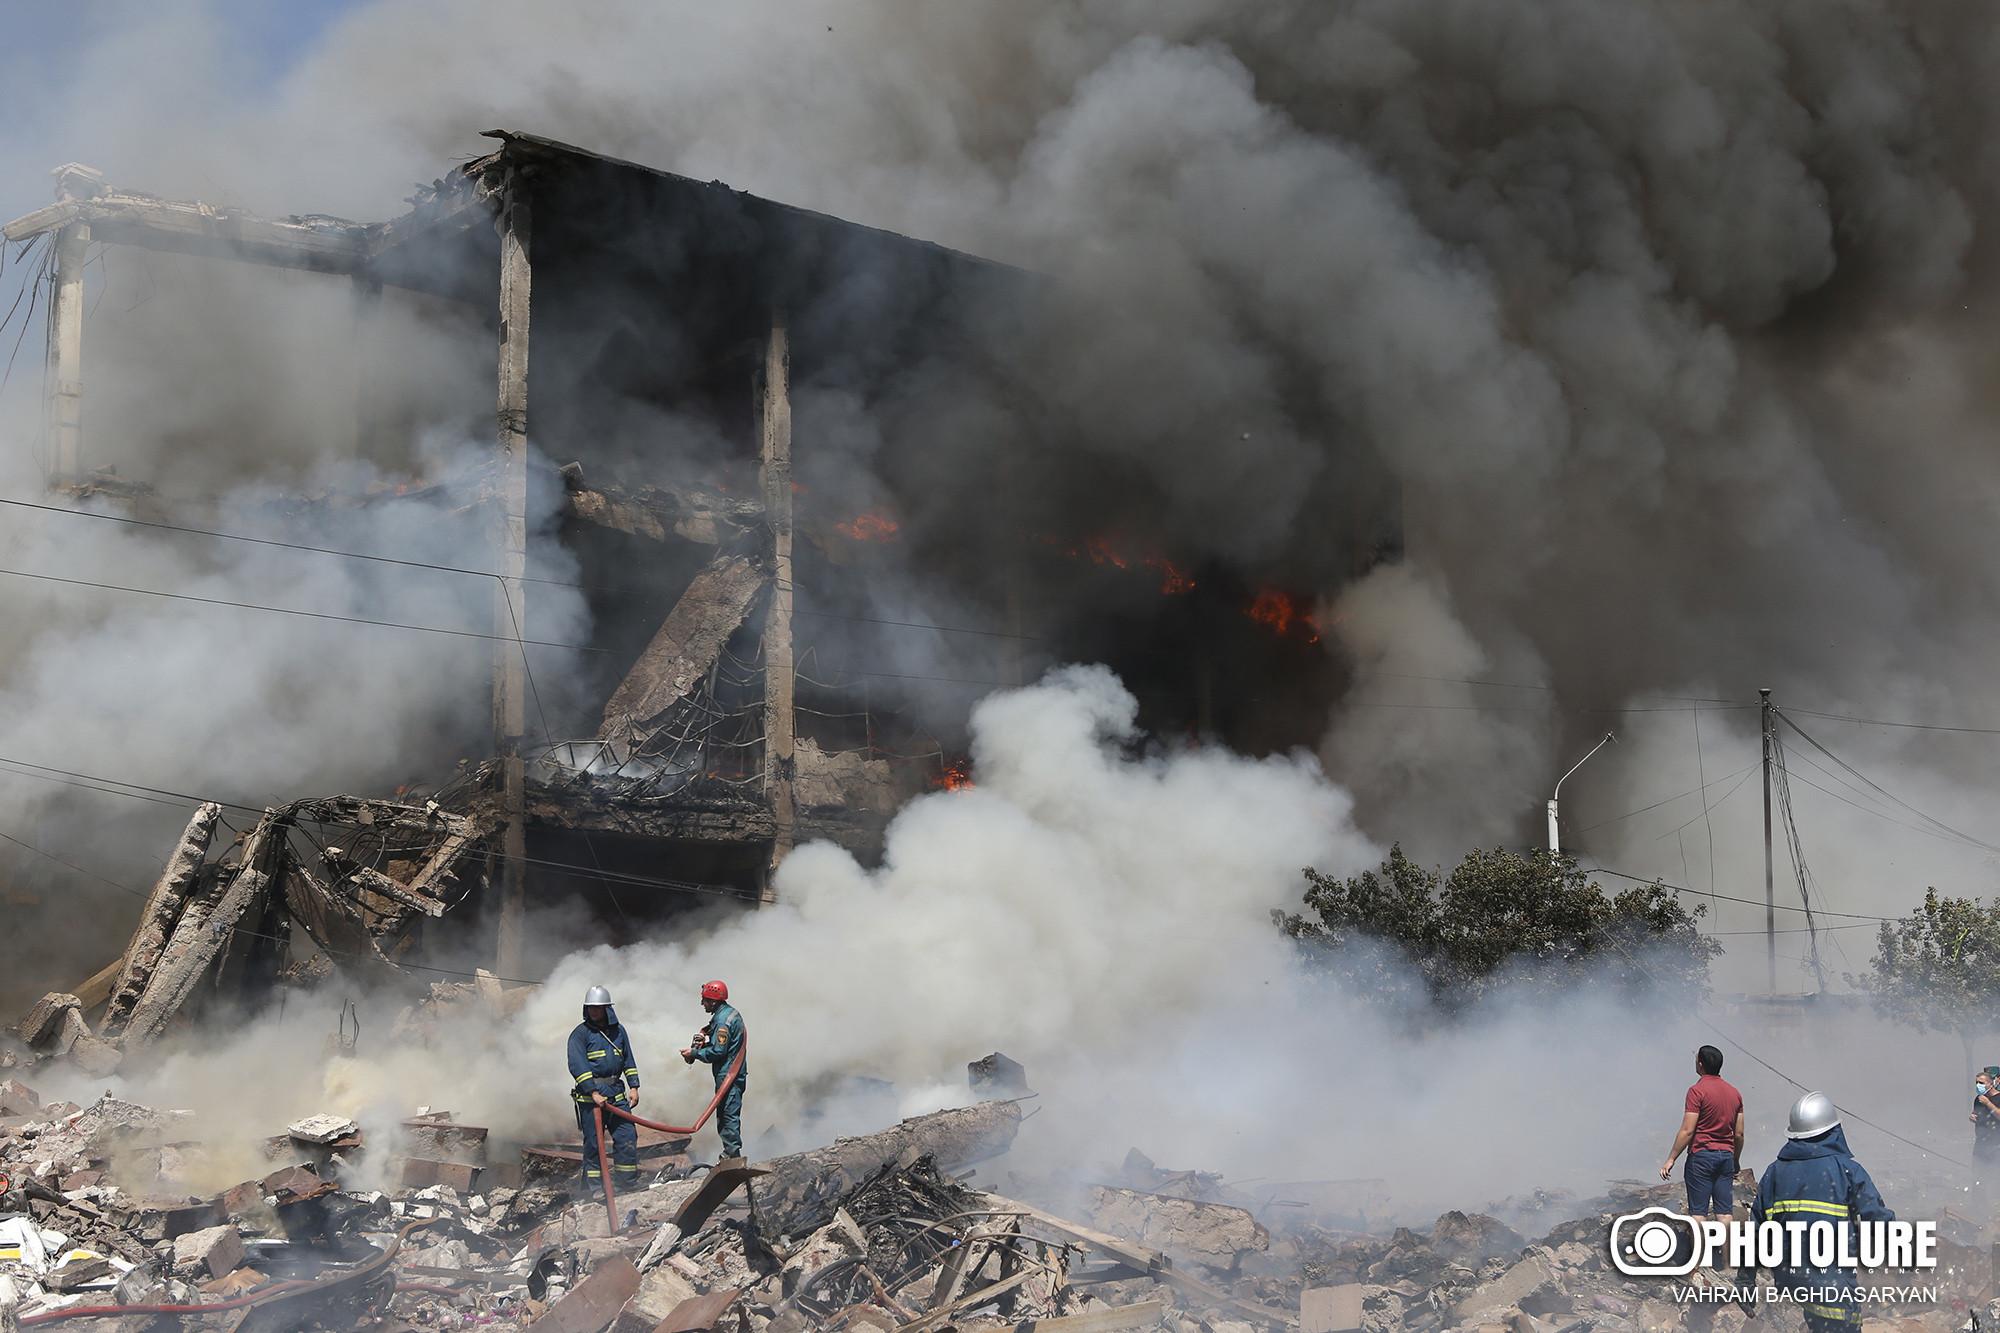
[1787,706,2000,737]
[1584,866,1897,923]
[1576,762,1759,834]
[1694,701,1717,903]
[1597,932,1970,1169]
[0,564,605,652]
[1777,712,2000,856]
[0,493,594,592]
[6,494,1050,644]
[1648,768,1757,844]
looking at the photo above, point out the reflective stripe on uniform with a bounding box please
[574,1071,593,1085]
[1766,1199,1850,1217]
[615,1163,639,1172]
[586,1049,608,1059]
[624,1069,639,1078]
[1806,1306,1851,1320]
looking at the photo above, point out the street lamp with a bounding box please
[1547,732,1615,855]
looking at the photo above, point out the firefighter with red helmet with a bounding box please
[681,979,747,1160]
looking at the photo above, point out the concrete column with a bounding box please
[759,313,795,902]
[492,185,532,975]
[47,222,88,479]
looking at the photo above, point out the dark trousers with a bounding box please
[717,1080,744,1159]
[576,1100,638,1187]
[1685,1149,1736,1215]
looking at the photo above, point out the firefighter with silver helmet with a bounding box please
[1738,1090,1893,1327]
[567,985,641,1193]
[681,979,747,1160]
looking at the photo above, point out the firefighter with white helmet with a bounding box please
[567,985,641,1193]
[1738,1091,1893,1328]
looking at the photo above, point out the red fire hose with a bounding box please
[590,1043,745,1234]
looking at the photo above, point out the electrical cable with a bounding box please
[1598,933,1972,1170]
[1573,762,1759,834]
[1583,867,1897,923]
[0,563,604,651]
[1778,712,2000,855]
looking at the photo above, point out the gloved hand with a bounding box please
[626,1088,639,1109]
[680,1047,695,1064]
[591,1090,607,1106]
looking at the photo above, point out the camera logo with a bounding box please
[1609,1207,1702,1277]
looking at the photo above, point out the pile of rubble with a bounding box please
[0,1072,1988,1331]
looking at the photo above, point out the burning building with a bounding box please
[1,130,1399,1036]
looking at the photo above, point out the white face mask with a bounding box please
[1978,1082,1989,1096]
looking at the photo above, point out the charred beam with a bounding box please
[559,464,762,545]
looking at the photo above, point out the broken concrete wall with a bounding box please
[101,802,221,1036]
[598,551,767,751]
[793,738,897,814]
[121,814,285,1048]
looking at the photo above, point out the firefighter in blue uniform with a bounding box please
[1738,1090,1893,1328]
[567,985,641,1194]
[681,979,747,1161]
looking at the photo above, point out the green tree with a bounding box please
[1278,845,1718,1015]
[1858,888,2000,1071]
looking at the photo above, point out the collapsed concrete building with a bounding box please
[2,131,1401,1042]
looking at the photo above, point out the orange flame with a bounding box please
[1246,588,1322,643]
[932,757,974,791]
[1084,536,1130,570]
[834,512,901,542]
[1040,533,1194,594]
[1144,555,1195,596]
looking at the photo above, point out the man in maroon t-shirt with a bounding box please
[1660,1045,1745,1217]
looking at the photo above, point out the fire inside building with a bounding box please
[2,131,1399,1042]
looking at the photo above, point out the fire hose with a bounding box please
[19,1216,439,1326]
[590,1042,745,1234]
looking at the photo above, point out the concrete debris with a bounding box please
[13,995,82,1050]
[170,1221,244,1278]
[0,1082,38,1119]
[1084,1185,1269,1272]
[968,1049,1031,1098]
[286,1113,360,1145]
[13,792,497,1057]
[0,1078,1979,1332]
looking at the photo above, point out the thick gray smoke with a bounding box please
[6,0,2000,1202]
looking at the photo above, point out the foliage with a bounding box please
[1857,888,2000,1058]
[1277,844,1719,1015]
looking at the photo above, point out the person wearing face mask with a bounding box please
[1969,1066,2000,1164]
[1661,1044,1745,1219]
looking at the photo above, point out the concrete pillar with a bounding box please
[492,184,532,975]
[47,222,88,479]
[759,313,795,902]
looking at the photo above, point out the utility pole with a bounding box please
[1761,687,1775,994]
